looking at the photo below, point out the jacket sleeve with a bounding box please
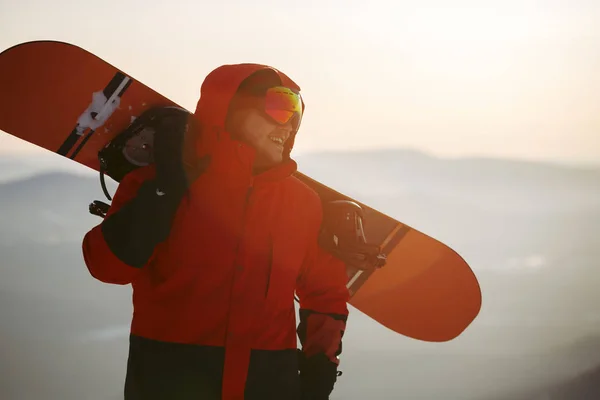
[81,168,153,285]
[295,198,350,363]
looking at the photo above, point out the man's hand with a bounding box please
[298,350,341,400]
[151,107,200,198]
[100,107,209,269]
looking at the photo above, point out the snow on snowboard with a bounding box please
[0,40,481,342]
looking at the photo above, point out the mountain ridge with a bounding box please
[1,148,600,399]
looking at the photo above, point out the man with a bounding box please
[82,63,350,400]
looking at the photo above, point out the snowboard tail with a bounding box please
[0,40,482,342]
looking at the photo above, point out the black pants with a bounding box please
[124,335,300,400]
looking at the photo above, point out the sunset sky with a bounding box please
[1,0,598,166]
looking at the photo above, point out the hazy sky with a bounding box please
[1,0,599,165]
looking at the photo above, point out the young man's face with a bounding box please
[231,107,295,170]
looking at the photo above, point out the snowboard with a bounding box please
[0,40,482,342]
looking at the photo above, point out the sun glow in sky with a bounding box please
[1,0,599,165]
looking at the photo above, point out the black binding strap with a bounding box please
[88,106,191,218]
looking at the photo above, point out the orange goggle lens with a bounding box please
[264,86,303,126]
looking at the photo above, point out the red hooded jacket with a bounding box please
[82,63,350,399]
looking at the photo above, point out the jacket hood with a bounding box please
[192,63,304,160]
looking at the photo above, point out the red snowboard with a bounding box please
[0,40,482,342]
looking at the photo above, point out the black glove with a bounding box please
[101,179,184,268]
[101,107,208,268]
[298,350,341,400]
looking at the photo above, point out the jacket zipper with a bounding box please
[265,235,273,297]
[234,185,273,298]
[224,184,253,343]
[233,185,253,264]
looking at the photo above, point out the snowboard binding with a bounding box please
[318,200,387,272]
[88,106,190,218]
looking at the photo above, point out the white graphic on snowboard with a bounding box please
[75,76,131,135]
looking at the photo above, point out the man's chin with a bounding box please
[254,151,283,170]
[266,149,284,163]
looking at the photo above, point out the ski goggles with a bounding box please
[263,86,303,126]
